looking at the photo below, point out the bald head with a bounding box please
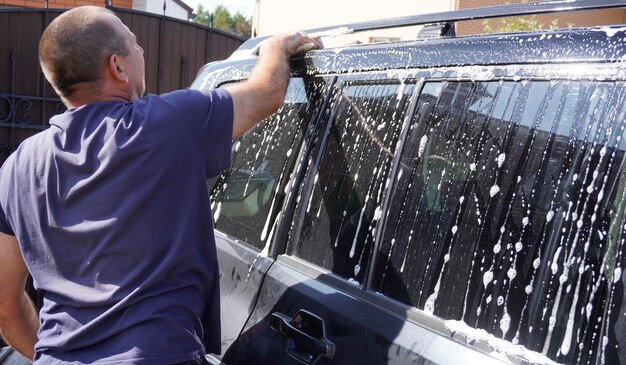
[39,6,129,100]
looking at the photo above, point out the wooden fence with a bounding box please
[0,7,244,165]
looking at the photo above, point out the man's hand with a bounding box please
[0,232,38,360]
[227,32,323,138]
[259,31,323,58]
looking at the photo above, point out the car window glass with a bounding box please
[210,78,326,250]
[286,77,415,284]
[373,79,626,363]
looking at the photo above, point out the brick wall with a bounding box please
[455,0,626,35]
[0,0,131,9]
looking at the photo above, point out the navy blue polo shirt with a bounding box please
[0,89,233,364]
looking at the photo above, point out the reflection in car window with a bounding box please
[287,78,415,284]
[374,80,626,364]
[210,78,326,250]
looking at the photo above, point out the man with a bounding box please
[0,6,321,364]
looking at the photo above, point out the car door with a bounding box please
[222,64,626,364]
[206,76,331,359]
[368,68,626,365]
[223,72,505,364]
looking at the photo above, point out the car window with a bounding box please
[210,78,326,251]
[286,77,416,284]
[373,79,626,363]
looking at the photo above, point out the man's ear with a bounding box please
[108,54,128,83]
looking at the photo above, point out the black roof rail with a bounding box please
[231,0,626,57]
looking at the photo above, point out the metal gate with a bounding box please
[0,46,65,166]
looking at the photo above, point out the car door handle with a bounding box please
[270,310,336,364]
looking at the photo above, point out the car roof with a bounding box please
[194,0,626,85]
[196,26,626,83]
[232,0,626,57]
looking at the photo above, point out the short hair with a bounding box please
[39,6,129,98]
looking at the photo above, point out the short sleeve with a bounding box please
[161,88,234,178]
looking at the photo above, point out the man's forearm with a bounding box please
[0,291,38,360]
[228,32,322,138]
[250,36,317,92]
[229,40,291,138]
[250,40,291,103]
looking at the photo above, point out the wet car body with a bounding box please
[3,1,626,365]
[192,2,626,364]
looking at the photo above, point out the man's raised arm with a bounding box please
[226,32,322,138]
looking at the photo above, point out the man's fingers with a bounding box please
[283,32,322,55]
[297,33,323,50]
[295,42,315,54]
[259,32,324,57]
[310,36,323,49]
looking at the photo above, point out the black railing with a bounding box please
[0,46,65,162]
[0,93,65,129]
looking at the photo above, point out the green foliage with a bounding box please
[193,4,252,39]
[213,6,232,31]
[483,16,567,33]
[194,5,212,26]
[231,12,252,38]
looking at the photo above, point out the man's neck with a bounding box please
[65,95,131,109]
[63,82,132,109]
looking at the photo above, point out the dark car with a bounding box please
[190,0,626,364]
[2,1,626,364]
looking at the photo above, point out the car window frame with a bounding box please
[283,74,423,285]
[205,75,338,258]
